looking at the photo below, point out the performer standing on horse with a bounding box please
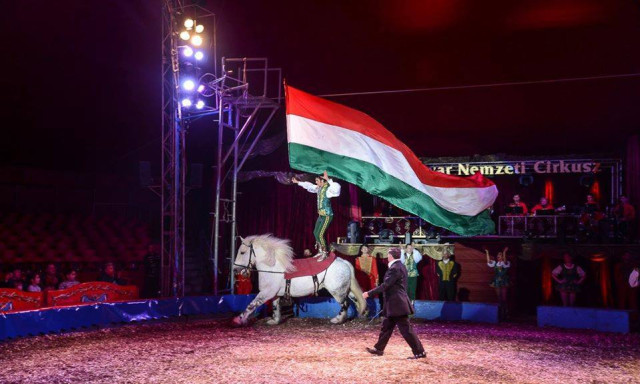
[292,170,341,262]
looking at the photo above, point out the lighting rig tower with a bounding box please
[161,1,281,297]
[160,0,214,297]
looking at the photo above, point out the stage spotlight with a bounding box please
[195,100,205,109]
[183,46,194,57]
[195,24,204,33]
[197,84,205,93]
[191,35,203,47]
[180,31,190,41]
[182,79,195,91]
[194,51,204,60]
[184,19,194,29]
[181,98,192,108]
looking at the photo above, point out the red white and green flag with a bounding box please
[285,85,498,236]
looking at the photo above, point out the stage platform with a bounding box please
[537,305,634,333]
[0,295,261,341]
[295,298,498,324]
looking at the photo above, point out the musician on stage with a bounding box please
[531,197,554,215]
[507,194,528,216]
[613,195,636,242]
[292,170,341,261]
[583,194,602,214]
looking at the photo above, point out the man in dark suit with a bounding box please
[363,247,426,359]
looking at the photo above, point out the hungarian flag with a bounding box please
[285,86,498,236]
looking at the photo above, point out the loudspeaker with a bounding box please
[519,175,533,186]
[189,163,203,188]
[346,221,360,244]
[139,161,152,187]
[579,174,594,188]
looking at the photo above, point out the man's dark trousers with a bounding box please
[374,315,424,355]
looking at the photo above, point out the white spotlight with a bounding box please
[180,31,190,41]
[181,98,192,108]
[190,35,203,47]
[183,46,194,57]
[194,51,204,61]
[184,19,194,29]
[195,100,205,109]
[182,80,195,91]
[197,84,205,93]
[195,24,204,33]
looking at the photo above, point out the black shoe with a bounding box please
[407,351,426,360]
[366,347,384,356]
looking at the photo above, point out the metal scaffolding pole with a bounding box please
[207,58,282,295]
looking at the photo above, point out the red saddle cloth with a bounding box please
[284,253,337,279]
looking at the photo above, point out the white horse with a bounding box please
[232,234,367,325]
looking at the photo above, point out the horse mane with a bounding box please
[246,234,296,272]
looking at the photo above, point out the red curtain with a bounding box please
[236,176,351,256]
[626,134,640,238]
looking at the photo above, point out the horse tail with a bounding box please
[346,260,367,316]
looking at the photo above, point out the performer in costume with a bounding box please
[485,246,510,319]
[401,244,422,302]
[436,251,460,301]
[355,245,379,291]
[292,170,341,262]
[363,248,426,359]
[630,267,639,288]
[552,252,586,307]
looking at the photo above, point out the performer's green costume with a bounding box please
[297,178,341,254]
[313,183,333,252]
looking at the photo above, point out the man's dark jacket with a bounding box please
[367,260,414,317]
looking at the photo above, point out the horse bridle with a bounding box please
[233,241,257,273]
[233,241,285,275]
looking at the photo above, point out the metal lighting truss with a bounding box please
[160,0,215,297]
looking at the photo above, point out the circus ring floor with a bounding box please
[1,317,639,384]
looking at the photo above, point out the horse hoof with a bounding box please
[266,318,280,326]
[330,317,343,324]
[231,317,245,327]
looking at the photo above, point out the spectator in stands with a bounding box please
[26,273,42,292]
[552,253,586,307]
[43,263,60,291]
[436,251,460,301]
[58,269,80,290]
[303,249,313,258]
[1,270,13,288]
[143,245,161,298]
[99,262,126,285]
[8,267,24,291]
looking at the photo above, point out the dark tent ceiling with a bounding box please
[2,0,639,171]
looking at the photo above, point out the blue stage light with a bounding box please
[182,80,195,91]
[194,51,204,61]
[181,98,192,108]
[197,84,205,93]
[183,46,194,57]
[195,100,205,109]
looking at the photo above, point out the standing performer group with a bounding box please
[363,248,426,359]
[292,170,341,261]
[401,244,422,302]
